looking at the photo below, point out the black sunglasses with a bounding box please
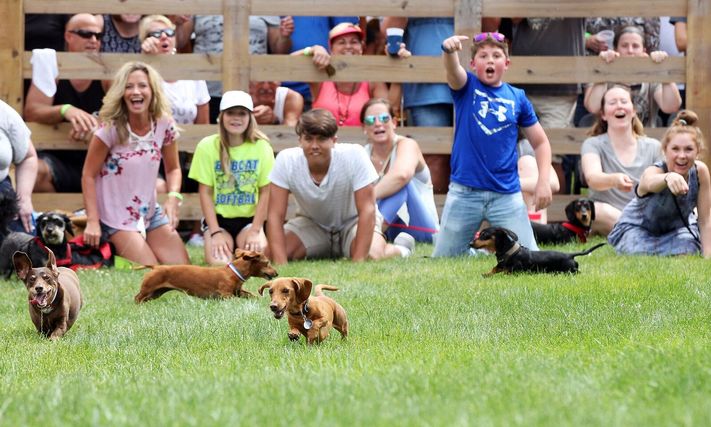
[69,29,104,40]
[147,28,176,39]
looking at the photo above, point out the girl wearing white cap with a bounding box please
[188,91,274,265]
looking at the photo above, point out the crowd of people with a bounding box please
[2,12,706,266]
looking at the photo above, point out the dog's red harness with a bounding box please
[561,222,589,243]
[32,237,73,267]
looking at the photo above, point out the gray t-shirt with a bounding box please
[269,144,378,232]
[581,133,662,209]
[0,101,31,182]
[194,15,280,97]
[511,18,585,96]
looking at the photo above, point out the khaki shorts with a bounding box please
[284,214,384,259]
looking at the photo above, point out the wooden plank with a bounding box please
[25,53,685,85]
[0,0,24,110]
[223,0,251,92]
[24,0,685,18]
[685,0,711,165]
[26,123,668,156]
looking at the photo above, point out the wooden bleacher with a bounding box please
[1,0,709,223]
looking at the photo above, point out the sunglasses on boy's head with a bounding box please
[69,29,104,40]
[147,28,176,39]
[473,32,506,43]
[364,113,391,126]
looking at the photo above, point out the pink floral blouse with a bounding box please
[94,117,178,231]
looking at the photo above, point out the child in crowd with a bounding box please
[433,32,553,256]
[82,61,189,265]
[608,110,711,257]
[188,91,274,265]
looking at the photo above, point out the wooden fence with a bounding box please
[1,0,709,222]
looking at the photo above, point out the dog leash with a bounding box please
[561,222,588,243]
[383,221,438,234]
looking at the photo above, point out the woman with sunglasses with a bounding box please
[297,23,388,126]
[360,99,439,243]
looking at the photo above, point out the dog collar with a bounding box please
[502,242,521,262]
[562,222,588,243]
[226,262,247,282]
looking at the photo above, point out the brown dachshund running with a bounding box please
[134,249,277,303]
[259,277,348,345]
[471,227,605,275]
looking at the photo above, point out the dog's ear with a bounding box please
[235,248,258,260]
[587,199,596,221]
[258,282,271,296]
[13,251,32,281]
[44,248,59,275]
[565,200,577,222]
[292,278,313,303]
[63,215,74,236]
[502,228,518,242]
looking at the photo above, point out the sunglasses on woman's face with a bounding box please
[364,113,391,126]
[69,29,104,40]
[473,32,506,43]
[148,28,176,39]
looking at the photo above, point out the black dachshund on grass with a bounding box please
[531,198,595,245]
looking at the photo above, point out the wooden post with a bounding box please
[0,0,24,111]
[686,0,711,164]
[223,0,251,92]
[454,0,482,69]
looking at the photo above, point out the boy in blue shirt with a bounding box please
[433,32,553,256]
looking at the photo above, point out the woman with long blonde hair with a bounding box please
[81,61,189,265]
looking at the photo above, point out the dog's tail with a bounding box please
[315,284,339,296]
[571,243,606,258]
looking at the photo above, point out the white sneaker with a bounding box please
[393,232,415,257]
[187,233,205,247]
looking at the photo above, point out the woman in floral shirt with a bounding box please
[82,61,189,265]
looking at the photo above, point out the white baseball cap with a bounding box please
[219,90,253,112]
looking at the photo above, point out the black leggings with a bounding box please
[201,215,254,239]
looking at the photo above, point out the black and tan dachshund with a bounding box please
[531,198,595,245]
[470,227,605,275]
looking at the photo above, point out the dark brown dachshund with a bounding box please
[134,249,277,303]
[259,277,348,345]
[13,248,83,340]
[470,227,605,275]
[531,198,595,245]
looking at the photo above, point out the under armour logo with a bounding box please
[478,101,508,122]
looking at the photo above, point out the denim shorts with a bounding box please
[100,203,169,239]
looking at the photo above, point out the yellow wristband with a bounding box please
[303,46,313,56]
[60,104,71,119]
[168,191,184,201]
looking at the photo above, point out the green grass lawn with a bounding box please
[1,240,710,426]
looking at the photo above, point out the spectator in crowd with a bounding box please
[282,16,358,110]
[190,15,294,123]
[298,23,388,127]
[432,32,553,257]
[360,98,439,243]
[0,100,38,233]
[585,17,660,55]
[671,17,687,53]
[608,110,711,257]
[382,17,455,193]
[584,26,682,128]
[518,139,560,224]
[249,81,303,127]
[267,109,415,264]
[188,91,274,265]
[24,13,107,194]
[101,14,142,53]
[581,86,662,236]
[81,61,189,265]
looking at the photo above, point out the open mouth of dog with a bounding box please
[30,291,50,307]
[272,307,285,319]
